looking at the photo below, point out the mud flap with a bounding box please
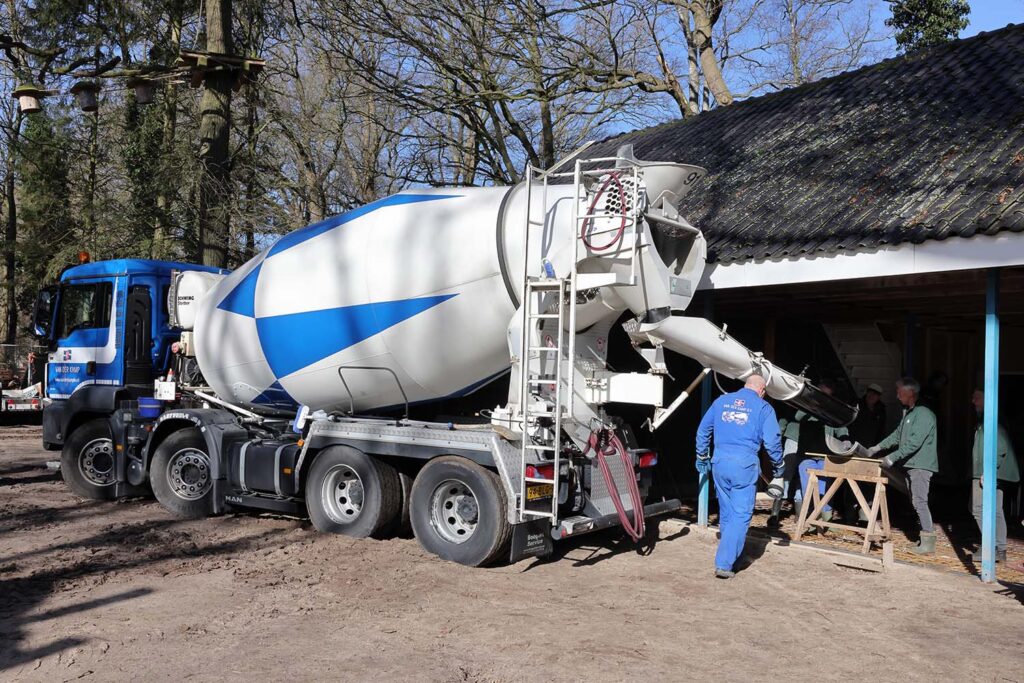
[509,518,553,563]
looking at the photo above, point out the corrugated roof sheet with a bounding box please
[587,24,1024,263]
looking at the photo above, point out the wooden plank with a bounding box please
[847,478,872,514]
[862,483,883,554]
[817,477,843,513]
[879,484,892,538]
[804,474,828,531]
[805,467,890,485]
[805,453,884,478]
[806,519,885,535]
[794,473,816,540]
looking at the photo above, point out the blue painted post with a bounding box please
[698,293,714,527]
[981,269,1000,583]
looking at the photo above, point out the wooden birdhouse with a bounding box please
[70,79,101,112]
[12,84,47,114]
[127,76,156,105]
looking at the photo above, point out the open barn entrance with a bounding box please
[670,266,1024,564]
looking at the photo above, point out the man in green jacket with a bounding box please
[969,388,1020,563]
[869,377,939,555]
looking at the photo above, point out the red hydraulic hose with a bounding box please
[580,172,627,252]
[588,429,645,542]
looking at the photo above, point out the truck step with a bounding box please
[552,499,682,540]
[224,491,306,516]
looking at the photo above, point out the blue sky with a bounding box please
[963,0,1024,36]
[870,0,1024,47]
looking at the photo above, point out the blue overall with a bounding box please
[696,387,783,571]
[798,458,830,512]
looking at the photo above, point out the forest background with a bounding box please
[0,0,1001,342]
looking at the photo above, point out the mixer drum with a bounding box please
[193,189,521,412]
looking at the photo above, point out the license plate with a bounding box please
[526,484,553,501]
[9,404,35,410]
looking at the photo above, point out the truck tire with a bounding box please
[150,428,216,519]
[305,446,402,539]
[60,419,116,500]
[385,471,414,538]
[410,456,512,567]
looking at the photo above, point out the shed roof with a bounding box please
[589,24,1024,264]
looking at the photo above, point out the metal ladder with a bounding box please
[517,276,568,522]
[514,152,643,525]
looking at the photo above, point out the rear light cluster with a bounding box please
[637,450,658,468]
[525,463,555,480]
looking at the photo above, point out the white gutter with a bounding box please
[698,233,1024,291]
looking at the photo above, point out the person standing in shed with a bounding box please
[869,377,939,555]
[968,388,1019,563]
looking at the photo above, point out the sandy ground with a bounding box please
[1,426,1022,683]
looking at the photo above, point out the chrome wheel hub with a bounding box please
[167,448,212,500]
[79,438,115,486]
[322,464,364,524]
[429,479,478,544]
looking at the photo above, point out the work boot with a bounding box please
[714,568,735,579]
[806,510,832,535]
[910,531,937,556]
[767,498,783,529]
[969,547,1007,563]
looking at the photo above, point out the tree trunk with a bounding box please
[4,172,15,344]
[523,7,555,169]
[688,1,733,107]
[153,0,183,259]
[242,86,258,262]
[676,8,702,117]
[3,113,21,345]
[785,0,805,85]
[3,0,21,343]
[197,0,234,268]
[86,112,98,252]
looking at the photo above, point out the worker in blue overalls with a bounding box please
[696,374,784,579]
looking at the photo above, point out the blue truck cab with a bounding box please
[32,259,226,468]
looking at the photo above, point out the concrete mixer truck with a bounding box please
[33,145,855,566]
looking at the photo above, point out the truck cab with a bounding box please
[33,259,226,462]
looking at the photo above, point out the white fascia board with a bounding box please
[698,233,1024,291]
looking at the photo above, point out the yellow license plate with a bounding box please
[526,484,554,501]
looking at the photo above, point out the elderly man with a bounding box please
[968,388,1019,563]
[869,377,939,555]
[696,374,784,579]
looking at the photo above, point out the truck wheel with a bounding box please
[385,471,414,538]
[305,446,402,539]
[61,419,116,500]
[410,456,512,567]
[150,428,215,519]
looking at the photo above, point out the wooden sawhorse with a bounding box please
[794,455,892,554]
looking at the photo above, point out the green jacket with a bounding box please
[972,423,1020,483]
[877,404,938,472]
[779,411,849,451]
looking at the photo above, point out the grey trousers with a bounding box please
[906,468,934,533]
[971,478,1006,551]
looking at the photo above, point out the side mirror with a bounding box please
[32,286,57,340]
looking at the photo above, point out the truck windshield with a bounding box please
[57,283,112,338]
